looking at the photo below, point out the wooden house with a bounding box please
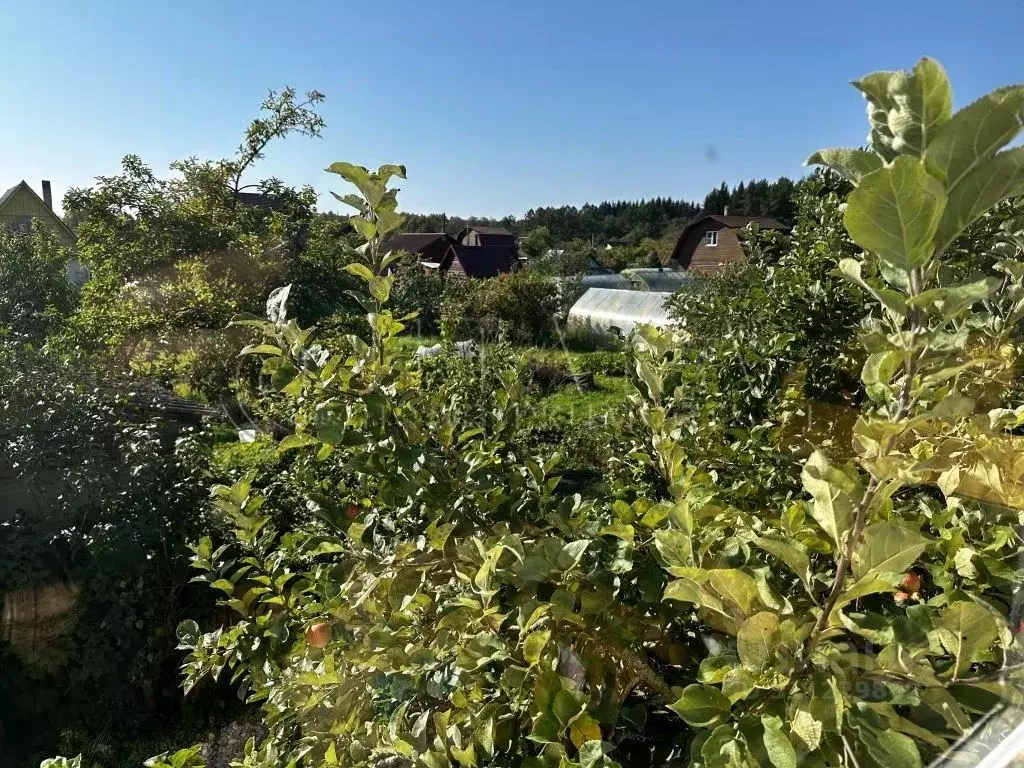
[669,214,787,274]
[0,180,86,283]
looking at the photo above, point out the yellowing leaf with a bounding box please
[736,612,781,667]
[935,601,1000,678]
[707,569,760,619]
[801,451,860,547]
[790,709,823,752]
[569,714,601,748]
[523,630,550,667]
[852,522,929,579]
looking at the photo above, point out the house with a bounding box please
[381,232,454,263]
[234,191,286,211]
[454,225,517,250]
[0,180,87,284]
[429,244,518,279]
[669,213,788,274]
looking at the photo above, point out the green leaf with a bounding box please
[330,191,366,212]
[910,276,999,320]
[600,522,634,541]
[737,612,781,667]
[805,148,884,185]
[376,209,406,240]
[350,217,377,243]
[707,569,760,619]
[239,343,282,356]
[343,262,375,283]
[835,258,908,319]
[801,451,859,548]
[862,350,903,403]
[654,529,693,569]
[721,667,756,704]
[277,433,319,453]
[933,147,1024,254]
[761,716,797,768]
[852,521,928,579]
[844,156,946,269]
[369,275,392,304]
[552,689,586,728]
[752,536,811,590]
[924,85,1024,189]
[557,540,591,571]
[668,684,731,727]
[833,574,895,611]
[887,57,953,156]
[867,729,922,768]
[698,655,738,684]
[935,601,1000,677]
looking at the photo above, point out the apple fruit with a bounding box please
[306,621,331,649]
[899,571,922,594]
[346,504,360,519]
[894,591,911,603]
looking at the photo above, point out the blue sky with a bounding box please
[3,1,1023,217]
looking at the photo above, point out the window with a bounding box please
[704,230,718,247]
[13,215,32,234]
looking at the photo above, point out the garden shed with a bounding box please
[566,288,674,340]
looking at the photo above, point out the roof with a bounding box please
[0,181,77,242]
[460,225,515,237]
[382,232,452,255]
[235,191,285,211]
[621,268,695,292]
[445,244,515,278]
[700,214,787,230]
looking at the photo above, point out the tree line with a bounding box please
[400,176,799,246]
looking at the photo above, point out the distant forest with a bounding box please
[400,176,799,246]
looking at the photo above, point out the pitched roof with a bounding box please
[461,225,515,236]
[0,181,77,241]
[702,214,787,230]
[382,232,452,255]
[445,244,515,278]
[235,191,285,210]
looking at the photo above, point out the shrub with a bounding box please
[0,224,77,341]
[132,59,1024,768]
[0,344,220,766]
[440,270,563,346]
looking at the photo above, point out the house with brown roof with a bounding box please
[455,225,517,249]
[381,232,455,264]
[428,244,518,279]
[669,213,788,274]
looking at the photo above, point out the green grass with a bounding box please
[533,374,633,422]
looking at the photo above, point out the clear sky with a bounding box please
[3,0,1023,218]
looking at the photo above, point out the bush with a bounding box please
[50,61,1024,768]
[0,224,77,342]
[440,270,562,345]
[0,344,222,766]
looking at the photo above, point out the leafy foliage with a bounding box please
[0,224,77,341]
[44,57,1024,768]
[61,88,323,353]
[0,344,218,766]
[440,269,563,345]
